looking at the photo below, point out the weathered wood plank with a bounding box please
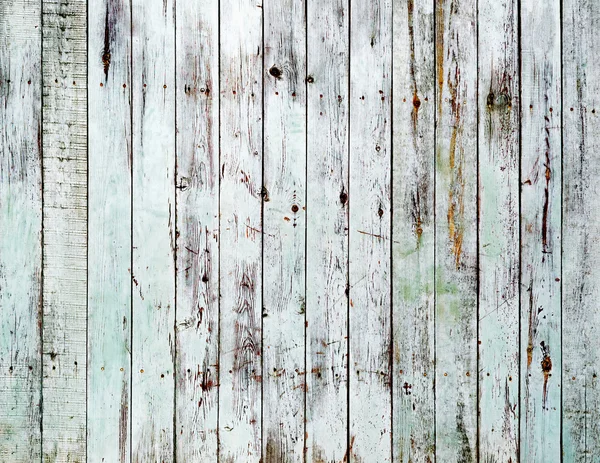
[87,0,131,460]
[130,0,175,460]
[519,0,561,460]
[435,0,478,460]
[262,0,306,461]
[218,0,263,460]
[391,0,435,461]
[174,0,219,461]
[0,1,42,460]
[349,0,392,460]
[41,0,88,460]
[562,0,600,460]
[478,0,520,460]
[305,0,349,460]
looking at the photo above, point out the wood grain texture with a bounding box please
[562,0,600,460]
[41,0,88,460]
[519,0,561,460]
[87,0,131,461]
[478,0,520,460]
[174,0,219,461]
[218,0,263,460]
[130,0,175,460]
[305,0,350,461]
[349,0,393,460]
[262,0,307,460]
[435,0,478,460]
[391,0,435,461]
[0,1,42,461]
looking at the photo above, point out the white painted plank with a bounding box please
[562,0,600,460]
[262,0,306,460]
[174,0,219,461]
[0,1,42,461]
[478,0,520,460]
[87,0,132,460]
[519,0,561,460]
[41,0,87,460]
[392,0,435,460]
[349,0,392,460]
[218,0,263,460]
[305,0,350,460]
[434,0,478,460]
[131,0,176,460]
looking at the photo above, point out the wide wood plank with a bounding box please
[87,0,132,460]
[218,0,263,460]
[434,0,478,460]
[478,0,520,460]
[41,0,88,460]
[131,0,176,460]
[262,0,307,461]
[174,0,219,461]
[305,0,350,460]
[349,0,392,460]
[0,1,42,460]
[391,0,435,461]
[562,0,600,460]
[519,0,561,460]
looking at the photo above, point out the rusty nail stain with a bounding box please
[123,84,126,88]
[100,83,103,87]
[291,204,299,213]
[163,84,167,89]
[140,369,144,373]
[306,75,314,83]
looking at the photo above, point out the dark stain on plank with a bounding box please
[540,341,552,407]
[119,380,129,462]
[541,114,552,252]
[102,4,111,79]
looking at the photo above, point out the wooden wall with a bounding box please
[0,0,599,461]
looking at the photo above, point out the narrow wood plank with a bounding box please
[174,0,219,461]
[391,0,435,461]
[87,0,132,460]
[305,0,349,460]
[478,0,520,460]
[262,0,307,460]
[0,1,42,460]
[519,0,561,460]
[41,0,87,460]
[562,0,600,460]
[131,0,176,460]
[434,0,478,460]
[349,0,392,460]
[218,0,263,460]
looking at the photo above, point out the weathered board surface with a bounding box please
[4,0,600,461]
[88,0,131,461]
[41,0,88,460]
[0,1,42,461]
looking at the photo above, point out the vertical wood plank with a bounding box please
[262,0,306,460]
[562,0,600,460]
[218,0,263,460]
[0,1,42,460]
[349,0,392,460]
[42,0,88,460]
[87,0,132,460]
[174,0,219,461]
[391,0,435,461]
[435,0,478,460]
[519,0,561,460]
[131,0,175,460]
[305,0,349,460]
[478,0,520,460]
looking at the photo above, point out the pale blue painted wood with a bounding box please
[392,0,435,460]
[87,0,132,460]
[0,1,42,460]
[562,0,600,460]
[435,0,478,460]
